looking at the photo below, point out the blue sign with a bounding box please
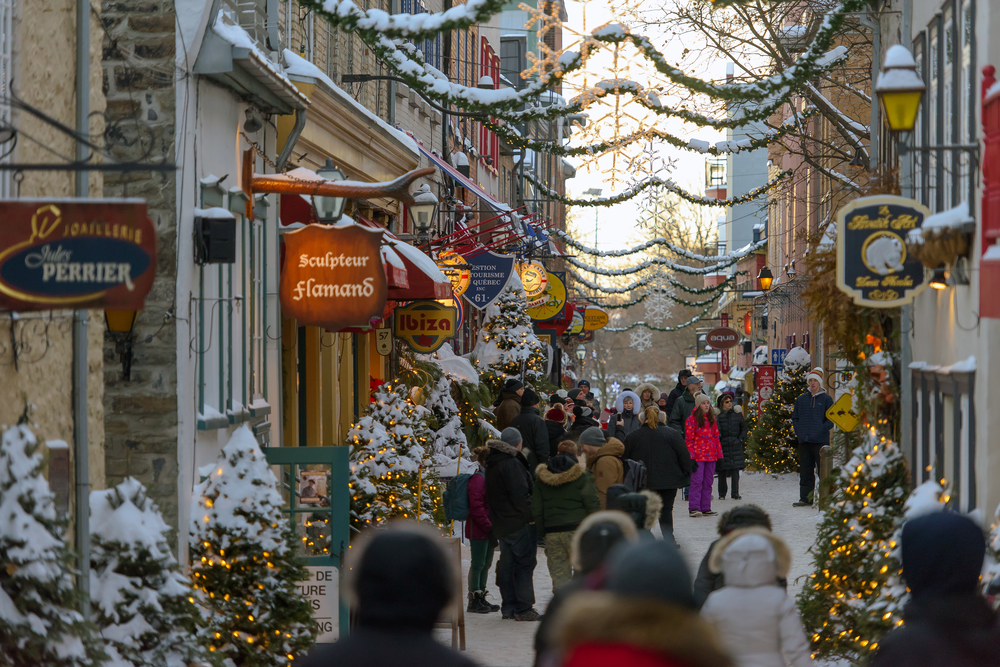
[463,250,515,310]
[771,348,788,365]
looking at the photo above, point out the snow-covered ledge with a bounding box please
[908,201,976,243]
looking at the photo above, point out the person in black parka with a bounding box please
[870,512,1000,667]
[543,404,569,459]
[510,388,550,470]
[715,393,747,500]
[663,369,692,418]
[299,526,479,667]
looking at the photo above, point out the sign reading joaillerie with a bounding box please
[280,224,387,331]
[836,195,931,307]
[0,200,157,311]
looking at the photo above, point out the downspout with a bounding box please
[275,108,306,172]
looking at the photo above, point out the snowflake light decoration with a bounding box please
[629,327,652,352]
[644,288,674,325]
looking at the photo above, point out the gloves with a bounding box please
[690,461,699,472]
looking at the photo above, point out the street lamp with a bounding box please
[410,183,439,241]
[575,344,587,361]
[875,45,925,136]
[312,158,347,222]
[105,310,139,381]
[756,266,774,291]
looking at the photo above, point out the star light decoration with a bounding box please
[629,327,652,352]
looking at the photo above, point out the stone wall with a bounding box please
[100,0,180,531]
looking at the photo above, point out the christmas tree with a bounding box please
[348,382,442,530]
[90,477,207,667]
[797,428,910,663]
[472,281,547,395]
[746,350,810,473]
[423,376,476,476]
[985,503,1000,607]
[189,425,317,667]
[0,425,102,667]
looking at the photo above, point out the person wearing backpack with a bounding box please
[466,446,499,614]
[578,428,624,509]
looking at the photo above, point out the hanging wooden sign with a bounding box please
[567,308,584,335]
[279,223,387,331]
[394,300,457,353]
[437,250,471,297]
[528,271,567,321]
[464,250,515,310]
[518,261,548,302]
[706,327,740,350]
[0,200,157,311]
[583,306,609,331]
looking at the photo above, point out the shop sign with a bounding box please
[299,566,339,643]
[464,250,514,310]
[0,200,157,311]
[583,306,609,331]
[826,393,860,432]
[375,328,392,356]
[537,301,574,334]
[755,365,776,416]
[518,261,548,303]
[706,326,739,349]
[437,250,470,297]
[394,300,457,353]
[528,271,567,321]
[567,308,584,335]
[836,195,931,307]
[279,224,387,331]
[771,348,787,366]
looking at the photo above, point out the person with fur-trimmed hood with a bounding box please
[635,382,660,411]
[553,540,733,667]
[532,442,600,592]
[606,484,664,541]
[701,529,812,667]
[612,390,642,440]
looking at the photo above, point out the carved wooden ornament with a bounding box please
[280,223,388,331]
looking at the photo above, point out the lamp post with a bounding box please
[105,310,139,380]
[756,266,774,291]
[311,158,347,223]
[875,45,926,140]
[410,183,439,242]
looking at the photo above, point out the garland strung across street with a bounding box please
[566,253,746,277]
[604,309,713,333]
[581,289,723,309]
[550,228,766,262]
[570,270,741,295]
[526,170,790,208]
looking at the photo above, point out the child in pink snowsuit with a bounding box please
[686,393,723,517]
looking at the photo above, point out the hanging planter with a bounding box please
[906,202,975,269]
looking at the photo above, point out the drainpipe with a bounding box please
[275,108,306,172]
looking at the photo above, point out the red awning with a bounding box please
[356,217,451,300]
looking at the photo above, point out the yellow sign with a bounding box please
[518,261,548,300]
[436,250,470,297]
[567,309,584,335]
[527,271,567,321]
[826,393,860,432]
[583,306,609,331]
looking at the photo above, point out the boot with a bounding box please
[480,590,500,612]
[467,591,491,614]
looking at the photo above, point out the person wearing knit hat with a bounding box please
[500,427,523,449]
[685,393,723,518]
[510,389,551,470]
[791,368,834,507]
[579,427,624,509]
[544,405,568,458]
[495,379,525,432]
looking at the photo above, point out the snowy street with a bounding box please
[442,472,822,666]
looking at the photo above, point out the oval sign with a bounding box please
[519,261,548,298]
[527,271,567,321]
[394,300,457,353]
[583,306,609,331]
[567,309,584,335]
[706,327,740,350]
[437,250,470,297]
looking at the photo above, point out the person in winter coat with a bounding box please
[657,393,670,409]
[579,428,624,508]
[870,512,1000,667]
[701,529,812,667]
[790,371,834,507]
[494,378,524,431]
[664,369,693,417]
[484,433,539,621]
[669,376,703,435]
[552,540,733,667]
[692,505,784,610]
[532,443,601,591]
[716,393,747,500]
[465,446,499,614]
[567,405,600,443]
[511,389,550,470]
[534,511,639,667]
[612,390,642,440]
[623,405,693,542]
[606,484,664,541]
[635,382,660,411]
[543,405,569,458]
[300,524,479,667]
[685,394,723,518]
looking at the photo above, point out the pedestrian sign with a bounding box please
[826,393,860,432]
[771,348,787,365]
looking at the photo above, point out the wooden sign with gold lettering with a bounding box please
[280,223,387,330]
[836,195,931,308]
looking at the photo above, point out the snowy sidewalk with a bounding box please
[437,472,823,667]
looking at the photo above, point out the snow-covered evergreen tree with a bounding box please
[424,376,475,475]
[797,429,910,663]
[0,425,102,667]
[348,383,441,530]
[472,281,547,395]
[747,348,810,473]
[90,477,207,667]
[985,503,1000,608]
[189,425,317,667]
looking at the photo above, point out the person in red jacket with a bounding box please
[466,446,500,614]
[685,394,723,519]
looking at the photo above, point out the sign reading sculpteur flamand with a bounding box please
[0,200,157,311]
[836,195,931,308]
[279,223,387,330]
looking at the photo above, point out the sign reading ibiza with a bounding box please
[280,223,387,330]
[836,195,931,308]
[0,200,157,311]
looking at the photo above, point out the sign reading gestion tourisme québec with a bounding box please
[0,200,157,311]
[279,224,387,331]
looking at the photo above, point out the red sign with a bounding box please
[280,223,387,331]
[537,301,575,335]
[755,365,776,416]
[0,200,157,311]
[706,327,740,350]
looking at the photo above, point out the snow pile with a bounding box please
[752,345,769,366]
[425,345,479,384]
[782,345,811,370]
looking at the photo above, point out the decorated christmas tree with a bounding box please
[90,477,207,667]
[0,425,102,667]
[422,376,476,476]
[985,503,1000,608]
[472,281,547,395]
[746,348,810,473]
[189,425,317,666]
[348,382,442,530]
[797,428,910,663]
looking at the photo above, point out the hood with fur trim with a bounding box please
[634,382,660,407]
[708,527,791,587]
[638,490,663,530]
[570,511,639,571]
[487,438,520,458]
[614,390,642,414]
[554,591,733,667]
[536,459,584,487]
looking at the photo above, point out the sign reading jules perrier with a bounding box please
[280,223,387,331]
[836,195,931,308]
[393,300,457,353]
[0,200,157,311]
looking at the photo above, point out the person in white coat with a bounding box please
[701,528,812,667]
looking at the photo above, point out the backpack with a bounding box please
[443,473,474,521]
[621,458,647,493]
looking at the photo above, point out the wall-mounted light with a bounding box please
[410,183,439,241]
[105,310,139,381]
[312,158,347,223]
[757,266,774,291]
[575,344,586,361]
[875,45,925,136]
[929,267,949,290]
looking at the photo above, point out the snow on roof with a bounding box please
[212,12,308,107]
[985,244,1000,261]
[939,356,976,373]
[194,207,235,220]
[389,240,448,282]
[883,44,917,69]
[696,352,721,363]
[908,361,927,370]
[922,201,973,231]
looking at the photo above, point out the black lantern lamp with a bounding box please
[312,158,347,223]
[105,310,139,381]
[575,344,586,361]
[757,266,774,291]
[410,183,439,241]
